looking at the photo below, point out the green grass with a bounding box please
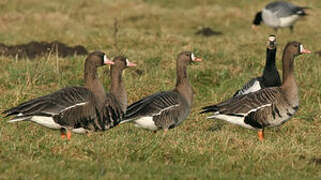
[1,0,321,179]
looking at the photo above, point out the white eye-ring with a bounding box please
[191,53,196,61]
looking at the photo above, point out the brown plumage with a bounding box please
[201,41,311,141]
[121,51,202,132]
[3,52,135,139]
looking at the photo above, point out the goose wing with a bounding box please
[233,77,262,97]
[3,87,93,118]
[202,87,281,117]
[99,94,124,129]
[266,1,306,17]
[122,91,180,123]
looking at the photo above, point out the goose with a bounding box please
[233,35,281,97]
[201,42,311,141]
[3,52,136,140]
[252,1,308,32]
[121,51,202,132]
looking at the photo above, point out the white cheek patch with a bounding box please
[191,53,196,61]
[126,58,129,65]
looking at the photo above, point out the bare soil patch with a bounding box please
[0,41,88,59]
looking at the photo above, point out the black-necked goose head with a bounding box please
[252,11,262,28]
[267,35,276,49]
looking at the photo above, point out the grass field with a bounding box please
[0,0,321,179]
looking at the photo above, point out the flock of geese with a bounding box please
[2,1,313,141]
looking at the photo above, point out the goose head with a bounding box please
[86,51,114,68]
[112,56,136,71]
[285,42,311,57]
[177,51,202,66]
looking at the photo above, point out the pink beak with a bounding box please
[105,59,114,65]
[126,59,137,67]
[192,57,202,62]
[301,48,311,54]
[104,55,114,65]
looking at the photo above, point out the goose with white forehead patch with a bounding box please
[201,42,311,141]
[3,52,136,140]
[252,1,309,32]
[121,51,202,133]
[233,35,281,97]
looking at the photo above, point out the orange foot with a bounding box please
[258,130,264,141]
[61,133,66,139]
[66,131,72,140]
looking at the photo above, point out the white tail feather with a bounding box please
[120,119,134,124]
[8,116,31,123]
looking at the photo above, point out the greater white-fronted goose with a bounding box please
[3,52,135,140]
[121,51,202,132]
[252,1,308,32]
[201,42,311,141]
[107,56,136,114]
[233,35,281,97]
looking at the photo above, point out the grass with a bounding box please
[0,0,321,179]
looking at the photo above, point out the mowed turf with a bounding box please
[0,0,321,179]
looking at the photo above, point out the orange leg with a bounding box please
[60,129,66,139]
[258,129,264,141]
[66,131,72,140]
[61,133,66,139]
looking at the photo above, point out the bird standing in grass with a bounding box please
[252,1,309,32]
[121,51,202,133]
[201,42,311,141]
[3,52,136,140]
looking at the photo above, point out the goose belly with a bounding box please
[267,110,297,127]
[134,117,158,131]
[30,116,62,129]
[279,15,299,27]
[72,128,88,134]
[212,114,256,130]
